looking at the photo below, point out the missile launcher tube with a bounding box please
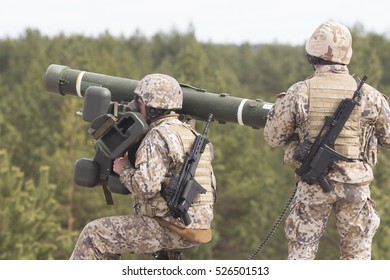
[44,64,273,128]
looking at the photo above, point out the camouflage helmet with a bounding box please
[134,73,183,110]
[305,21,353,65]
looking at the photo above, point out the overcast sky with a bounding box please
[2,0,389,45]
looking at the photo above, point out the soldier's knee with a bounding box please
[361,199,380,237]
[287,241,317,260]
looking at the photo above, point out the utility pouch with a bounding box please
[362,125,378,167]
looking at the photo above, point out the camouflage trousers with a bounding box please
[285,180,380,260]
[70,214,199,260]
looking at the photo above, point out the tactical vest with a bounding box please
[308,74,361,159]
[137,122,215,218]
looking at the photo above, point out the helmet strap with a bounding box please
[145,106,170,123]
[306,54,345,66]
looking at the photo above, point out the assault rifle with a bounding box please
[294,75,368,192]
[161,113,213,226]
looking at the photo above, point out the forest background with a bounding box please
[1,25,390,260]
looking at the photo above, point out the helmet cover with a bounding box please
[134,73,183,110]
[305,21,352,65]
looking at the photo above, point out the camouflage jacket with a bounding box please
[264,65,390,184]
[119,115,215,229]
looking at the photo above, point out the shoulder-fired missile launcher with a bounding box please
[43,64,274,204]
[44,64,273,128]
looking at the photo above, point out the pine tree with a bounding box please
[0,150,63,259]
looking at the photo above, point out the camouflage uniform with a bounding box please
[118,115,216,231]
[70,74,216,260]
[69,215,198,260]
[263,22,390,260]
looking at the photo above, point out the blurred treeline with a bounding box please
[1,25,390,260]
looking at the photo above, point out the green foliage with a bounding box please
[1,26,390,260]
[0,150,63,259]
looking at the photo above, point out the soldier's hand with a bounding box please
[113,153,132,175]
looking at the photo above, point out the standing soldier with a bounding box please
[70,73,216,259]
[264,21,390,259]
